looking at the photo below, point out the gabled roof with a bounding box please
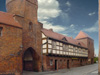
[0,11,22,28]
[62,37,67,41]
[75,31,92,40]
[41,28,87,48]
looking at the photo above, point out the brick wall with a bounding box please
[6,0,43,73]
[0,24,22,74]
[76,38,94,64]
[43,56,88,71]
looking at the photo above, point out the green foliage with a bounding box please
[94,57,98,63]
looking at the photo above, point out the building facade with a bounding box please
[41,29,94,71]
[0,11,22,74]
[0,0,94,75]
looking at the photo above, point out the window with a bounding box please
[0,27,3,36]
[66,45,69,51]
[73,48,75,53]
[52,41,56,49]
[78,43,81,46]
[63,45,69,51]
[29,22,33,30]
[89,41,90,45]
[63,44,66,50]
[50,59,53,66]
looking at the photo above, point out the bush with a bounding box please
[94,57,98,63]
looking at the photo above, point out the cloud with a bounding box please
[62,33,68,36]
[38,0,61,21]
[64,24,78,34]
[83,20,98,32]
[66,1,71,7]
[41,21,66,32]
[88,12,96,16]
[70,24,74,28]
[38,0,67,32]
[65,8,70,12]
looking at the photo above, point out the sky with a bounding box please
[0,0,99,56]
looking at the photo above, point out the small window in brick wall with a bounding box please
[0,27,3,36]
[89,41,90,45]
[50,59,53,66]
[29,22,33,30]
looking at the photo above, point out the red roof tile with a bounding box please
[0,11,22,28]
[75,31,92,40]
[41,28,87,48]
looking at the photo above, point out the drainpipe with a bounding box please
[41,37,48,72]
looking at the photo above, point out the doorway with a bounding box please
[67,60,69,69]
[80,59,82,66]
[23,48,34,71]
[55,60,57,70]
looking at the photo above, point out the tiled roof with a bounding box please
[0,11,22,28]
[75,31,92,40]
[41,28,87,48]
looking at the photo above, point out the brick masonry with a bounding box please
[0,0,42,75]
[77,38,94,63]
[0,0,94,75]
[42,55,91,71]
[0,24,22,74]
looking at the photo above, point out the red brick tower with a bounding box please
[6,0,42,73]
[75,31,94,64]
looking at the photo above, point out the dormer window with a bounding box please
[29,22,33,30]
[0,27,3,36]
[78,43,81,46]
[62,37,67,41]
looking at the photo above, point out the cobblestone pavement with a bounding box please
[23,63,98,75]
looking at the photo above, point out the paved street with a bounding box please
[23,63,98,75]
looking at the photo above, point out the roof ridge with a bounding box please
[75,31,92,39]
[42,28,67,37]
[42,28,87,48]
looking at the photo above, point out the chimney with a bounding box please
[49,28,53,32]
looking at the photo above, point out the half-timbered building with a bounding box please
[41,28,94,71]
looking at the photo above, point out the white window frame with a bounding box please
[50,59,53,66]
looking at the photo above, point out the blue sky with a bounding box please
[0,0,98,56]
